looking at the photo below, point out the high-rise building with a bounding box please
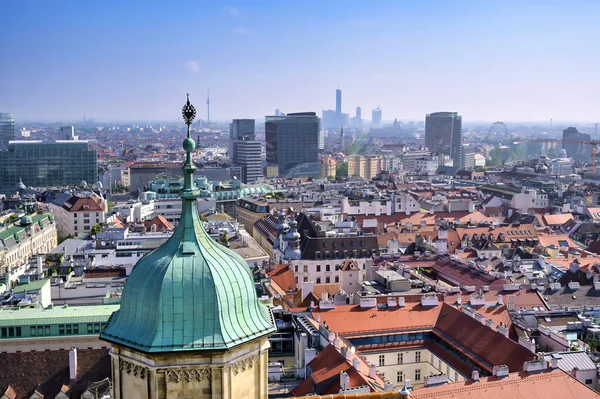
[0,113,15,150]
[0,140,97,193]
[336,88,342,116]
[229,119,262,183]
[59,125,77,140]
[562,127,591,162]
[101,95,275,398]
[372,106,382,128]
[425,112,462,167]
[322,88,349,129]
[265,112,320,177]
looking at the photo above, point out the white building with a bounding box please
[48,192,107,238]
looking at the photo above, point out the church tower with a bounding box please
[100,95,276,399]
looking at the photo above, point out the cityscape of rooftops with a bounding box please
[1,1,600,399]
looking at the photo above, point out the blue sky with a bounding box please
[1,0,599,123]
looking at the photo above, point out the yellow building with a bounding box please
[320,156,337,179]
[348,154,383,180]
[235,197,270,236]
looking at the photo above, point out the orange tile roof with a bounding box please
[312,303,441,336]
[542,213,574,226]
[434,303,534,372]
[411,369,600,399]
[269,264,296,292]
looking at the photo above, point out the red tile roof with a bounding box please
[433,303,534,373]
[0,349,110,399]
[144,215,174,231]
[312,303,441,336]
[269,264,296,292]
[411,369,600,399]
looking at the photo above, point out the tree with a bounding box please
[336,162,348,178]
[91,224,103,234]
[107,200,115,211]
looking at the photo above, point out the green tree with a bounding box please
[107,200,115,211]
[344,142,361,155]
[91,224,103,234]
[336,162,348,177]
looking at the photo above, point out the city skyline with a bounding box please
[2,1,599,123]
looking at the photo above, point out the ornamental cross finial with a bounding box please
[182,94,196,126]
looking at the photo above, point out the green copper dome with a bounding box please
[100,95,275,353]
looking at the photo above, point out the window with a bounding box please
[438,359,442,370]
[397,371,403,383]
[316,265,321,272]
[415,351,421,362]
[430,353,434,364]
[303,277,308,282]
[326,264,330,272]
[15,327,21,337]
[335,276,339,283]
[378,355,385,366]
[295,277,298,284]
[294,265,298,272]
[84,219,90,224]
[316,278,321,284]
[59,325,65,335]
[31,326,37,336]
[415,369,421,381]
[303,265,308,273]
[454,371,457,381]
[397,353,403,364]
[586,379,593,385]
[326,277,330,283]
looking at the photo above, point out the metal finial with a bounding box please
[182,93,196,126]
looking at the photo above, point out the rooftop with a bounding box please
[0,304,119,327]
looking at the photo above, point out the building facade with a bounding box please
[348,154,383,180]
[0,113,15,150]
[0,140,98,194]
[372,107,382,128]
[0,214,57,273]
[48,192,107,238]
[266,112,320,177]
[230,119,263,183]
[425,112,462,167]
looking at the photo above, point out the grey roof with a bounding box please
[544,351,597,372]
[50,238,90,255]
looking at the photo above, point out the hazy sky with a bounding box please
[1,0,599,123]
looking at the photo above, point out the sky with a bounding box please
[1,0,599,123]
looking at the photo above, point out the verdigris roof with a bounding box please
[100,95,275,353]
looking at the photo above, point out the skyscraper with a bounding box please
[372,106,382,128]
[336,88,342,116]
[265,112,320,177]
[425,112,463,167]
[0,140,97,193]
[0,113,15,150]
[229,119,262,183]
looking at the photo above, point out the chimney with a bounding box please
[456,294,462,305]
[551,357,559,369]
[352,357,361,372]
[344,346,353,361]
[37,256,43,275]
[334,335,342,350]
[69,347,78,380]
[497,294,503,305]
[485,319,494,329]
[471,370,479,382]
[384,381,393,391]
[369,364,377,378]
[340,371,350,391]
[316,314,321,323]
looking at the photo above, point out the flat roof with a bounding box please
[12,279,50,294]
[0,304,119,327]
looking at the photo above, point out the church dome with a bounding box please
[100,95,275,353]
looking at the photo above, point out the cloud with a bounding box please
[222,6,240,15]
[186,60,200,73]
[233,27,251,36]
